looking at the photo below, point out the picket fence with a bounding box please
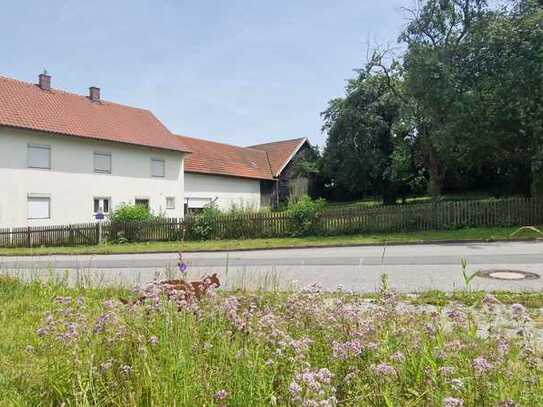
[0,197,542,248]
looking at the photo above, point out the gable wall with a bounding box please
[273,142,311,206]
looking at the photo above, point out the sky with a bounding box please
[0,0,410,147]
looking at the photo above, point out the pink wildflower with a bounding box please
[373,363,396,377]
[439,366,455,376]
[511,303,529,322]
[391,351,405,363]
[447,309,465,324]
[214,389,229,401]
[473,356,493,375]
[332,340,363,360]
[443,397,464,407]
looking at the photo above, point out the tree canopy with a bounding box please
[319,0,543,204]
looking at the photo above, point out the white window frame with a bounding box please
[151,158,165,178]
[166,197,176,210]
[94,152,112,174]
[93,197,111,214]
[27,194,51,220]
[27,144,51,169]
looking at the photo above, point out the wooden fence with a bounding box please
[0,223,99,248]
[0,197,542,248]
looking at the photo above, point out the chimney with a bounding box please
[38,71,51,91]
[89,86,101,102]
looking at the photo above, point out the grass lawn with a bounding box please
[326,191,496,209]
[1,276,542,406]
[0,225,540,257]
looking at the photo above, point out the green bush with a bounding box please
[109,204,155,243]
[287,195,326,236]
[110,204,154,223]
[187,207,222,240]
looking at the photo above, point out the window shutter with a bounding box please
[28,196,50,219]
[28,145,51,169]
[151,159,165,177]
[94,153,112,173]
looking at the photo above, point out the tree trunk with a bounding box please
[427,145,445,201]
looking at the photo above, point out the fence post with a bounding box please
[69,225,74,246]
[27,226,32,248]
[96,222,102,245]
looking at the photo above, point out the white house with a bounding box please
[178,135,312,212]
[0,73,191,227]
[177,135,273,211]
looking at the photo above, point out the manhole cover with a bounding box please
[477,269,540,281]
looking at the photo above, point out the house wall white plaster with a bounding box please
[184,172,261,211]
[0,127,185,227]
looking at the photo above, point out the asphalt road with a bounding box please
[2,241,543,292]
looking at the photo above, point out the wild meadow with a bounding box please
[1,273,542,406]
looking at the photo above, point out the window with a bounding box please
[94,152,112,174]
[93,198,110,213]
[166,197,175,209]
[151,158,165,177]
[28,144,51,169]
[28,195,50,219]
[135,199,150,209]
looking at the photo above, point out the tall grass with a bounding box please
[0,276,542,406]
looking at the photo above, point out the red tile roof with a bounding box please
[176,135,274,180]
[0,75,191,153]
[249,138,308,176]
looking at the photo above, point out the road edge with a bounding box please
[0,237,541,257]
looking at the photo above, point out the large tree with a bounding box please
[321,68,411,204]
[473,0,543,195]
[399,0,490,199]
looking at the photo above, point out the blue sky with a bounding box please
[1,0,409,147]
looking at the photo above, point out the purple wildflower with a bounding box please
[473,356,493,375]
[149,336,159,346]
[178,252,188,275]
[36,327,49,337]
[439,366,455,376]
[332,340,363,360]
[316,368,333,384]
[391,351,405,363]
[482,293,500,307]
[443,397,464,407]
[289,381,302,397]
[511,303,529,322]
[447,309,466,324]
[497,337,510,355]
[373,363,396,377]
[214,389,229,401]
[450,379,464,391]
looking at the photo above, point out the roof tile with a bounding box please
[177,135,274,180]
[249,138,307,176]
[0,75,190,153]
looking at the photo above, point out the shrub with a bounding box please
[109,204,155,243]
[110,204,154,223]
[287,195,326,236]
[187,207,221,240]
